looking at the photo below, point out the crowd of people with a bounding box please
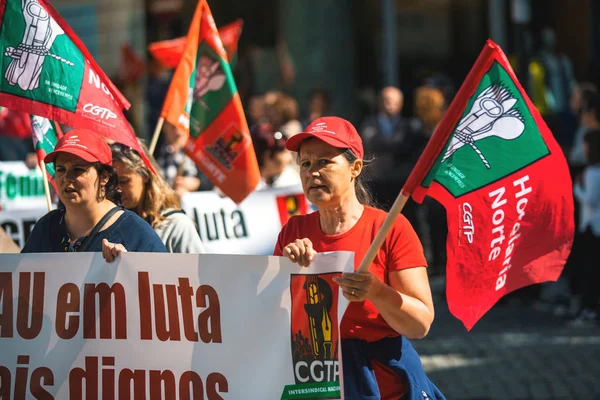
[241,78,600,329]
[2,67,598,329]
[0,44,598,399]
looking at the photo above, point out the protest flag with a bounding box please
[0,0,155,172]
[30,115,60,209]
[148,19,243,69]
[357,40,574,330]
[30,115,61,182]
[154,0,259,204]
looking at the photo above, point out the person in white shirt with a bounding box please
[571,130,600,326]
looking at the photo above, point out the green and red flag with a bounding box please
[148,18,243,69]
[160,1,259,204]
[402,40,574,330]
[30,114,62,189]
[0,0,154,171]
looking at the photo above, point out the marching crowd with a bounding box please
[0,56,598,400]
[1,70,599,330]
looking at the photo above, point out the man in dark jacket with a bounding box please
[360,86,415,209]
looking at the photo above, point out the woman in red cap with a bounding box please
[275,116,445,399]
[21,129,167,260]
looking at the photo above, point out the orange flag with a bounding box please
[160,1,259,204]
[148,19,243,69]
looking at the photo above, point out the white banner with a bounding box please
[180,185,311,255]
[0,252,352,399]
[0,207,43,249]
[0,185,312,253]
[0,161,47,210]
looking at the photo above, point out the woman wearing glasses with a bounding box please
[21,129,167,261]
[111,142,206,254]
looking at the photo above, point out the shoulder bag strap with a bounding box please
[77,207,122,252]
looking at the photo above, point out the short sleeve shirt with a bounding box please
[274,206,427,342]
[21,209,167,254]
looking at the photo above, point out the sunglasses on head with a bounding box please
[110,143,141,158]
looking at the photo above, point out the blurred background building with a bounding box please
[51,0,597,140]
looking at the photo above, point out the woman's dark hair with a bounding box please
[251,122,288,168]
[93,162,121,205]
[342,150,375,207]
[584,130,600,165]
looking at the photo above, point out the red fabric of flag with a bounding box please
[402,40,574,330]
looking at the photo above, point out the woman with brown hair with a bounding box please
[111,142,205,253]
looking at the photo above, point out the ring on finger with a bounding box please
[351,288,356,295]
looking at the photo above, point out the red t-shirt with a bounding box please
[274,205,427,341]
[274,206,427,399]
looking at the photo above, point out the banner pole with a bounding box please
[39,160,53,212]
[356,192,410,273]
[148,117,165,155]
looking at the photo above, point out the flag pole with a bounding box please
[39,160,53,212]
[357,192,410,273]
[355,43,501,274]
[148,117,165,155]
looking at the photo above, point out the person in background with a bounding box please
[251,122,300,189]
[146,56,172,150]
[569,84,598,168]
[276,116,444,399]
[360,86,414,209]
[247,94,267,127]
[111,142,205,253]
[264,92,303,138]
[0,108,35,164]
[303,88,332,126]
[21,129,166,260]
[403,86,448,276]
[569,130,600,327]
[154,121,213,195]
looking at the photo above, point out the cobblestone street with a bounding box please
[412,299,600,400]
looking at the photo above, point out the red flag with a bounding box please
[148,19,243,69]
[120,44,145,85]
[0,0,154,172]
[402,40,574,330]
[0,107,30,139]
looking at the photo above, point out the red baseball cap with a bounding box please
[44,129,112,166]
[285,116,364,159]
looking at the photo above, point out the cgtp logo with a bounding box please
[83,104,116,120]
[276,194,308,226]
[205,123,249,170]
[442,84,525,169]
[4,0,73,91]
[290,274,340,390]
[461,202,474,244]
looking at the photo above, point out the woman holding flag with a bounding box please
[275,116,444,399]
[21,129,167,260]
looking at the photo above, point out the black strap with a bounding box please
[162,209,186,218]
[77,207,122,252]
